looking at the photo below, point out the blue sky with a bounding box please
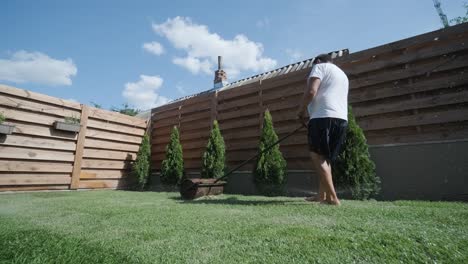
[1,0,466,111]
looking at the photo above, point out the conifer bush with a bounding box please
[0,112,6,124]
[253,110,287,196]
[160,126,184,185]
[333,106,381,199]
[201,120,225,178]
[133,133,151,190]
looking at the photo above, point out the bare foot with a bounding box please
[304,196,320,202]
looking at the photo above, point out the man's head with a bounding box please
[313,53,332,64]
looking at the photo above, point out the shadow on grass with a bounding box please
[170,196,307,206]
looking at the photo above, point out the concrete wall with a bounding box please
[222,170,318,197]
[151,140,468,201]
[370,140,468,201]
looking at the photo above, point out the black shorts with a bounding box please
[307,118,347,163]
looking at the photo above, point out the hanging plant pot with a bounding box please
[54,121,81,133]
[0,124,15,135]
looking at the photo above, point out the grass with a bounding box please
[0,191,467,263]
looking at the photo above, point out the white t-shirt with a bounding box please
[307,62,349,121]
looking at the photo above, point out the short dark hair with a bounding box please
[313,53,332,64]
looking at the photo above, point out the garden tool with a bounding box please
[179,122,307,200]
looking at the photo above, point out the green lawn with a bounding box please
[0,191,467,263]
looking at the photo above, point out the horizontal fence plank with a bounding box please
[349,67,468,103]
[87,107,147,128]
[8,121,78,140]
[262,84,303,102]
[218,105,260,121]
[83,149,137,161]
[153,118,179,129]
[0,160,73,173]
[359,107,468,131]
[349,51,468,89]
[152,106,180,120]
[179,111,211,123]
[180,99,211,114]
[0,146,75,162]
[80,169,130,179]
[0,185,69,191]
[217,94,260,112]
[0,174,71,185]
[218,116,259,130]
[151,100,183,115]
[84,138,140,152]
[0,106,62,126]
[180,130,210,141]
[338,22,468,65]
[0,94,81,118]
[151,126,173,137]
[181,140,207,150]
[269,110,296,123]
[182,93,213,107]
[86,128,142,144]
[341,33,468,76]
[366,121,468,145]
[179,119,211,131]
[87,118,145,136]
[81,159,132,170]
[0,134,76,151]
[182,149,204,159]
[263,95,302,112]
[225,140,259,151]
[222,128,259,141]
[151,136,171,146]
[0,84,81,109]
[218,82,260,100]
[353,88,468,117]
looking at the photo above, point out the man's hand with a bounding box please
[296,109,308,126]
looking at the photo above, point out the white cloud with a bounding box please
[0,50,77,86]
[142,41,164,56]
[286,48,303,62]
[256,17,270,29]
[123,75,170,109]
[152,16,277,78]
[173,56,211,75]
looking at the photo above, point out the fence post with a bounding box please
[259,81,264,129]
[70,104,89,189]
[210,91,218,128]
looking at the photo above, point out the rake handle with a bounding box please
[214,122,307,184]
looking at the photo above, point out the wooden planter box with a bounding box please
[0,124,15,135]
[54,121,81,133]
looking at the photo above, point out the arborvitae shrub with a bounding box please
[333,106,381,199]
[201,120,226,178]
[253,110,287,196]
[160,126,184,185]
[133,133,151,190]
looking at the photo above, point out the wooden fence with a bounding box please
[0,85,148,191]
[151,22,468,172]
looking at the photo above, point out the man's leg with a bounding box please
[305,172,325,202]
[310,152,340,205]
[315,154,326,202]
[305,156,326,202]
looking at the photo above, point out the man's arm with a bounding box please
[296,77,321,121]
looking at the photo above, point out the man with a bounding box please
[296,53,349,205]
